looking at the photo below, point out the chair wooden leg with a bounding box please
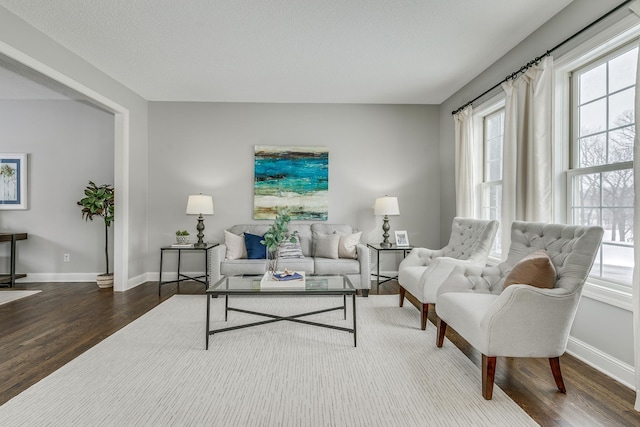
[549,357,567,393]
[482,355,496,400]
[399,286,405,307]
[421,303,428,330]
[436,318,446,347]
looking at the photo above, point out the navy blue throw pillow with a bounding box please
[244,233,267,259]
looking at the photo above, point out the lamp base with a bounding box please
[380,215,392,248]
[195,215,206,248]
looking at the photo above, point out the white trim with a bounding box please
[582,281,633,311]
[127,273,148,289]
[552,14,640,301]
[566,335,635,389]
[554,17,640,72]
[472,95,506,259]
[16,273,102,282]
[0,41,130,292]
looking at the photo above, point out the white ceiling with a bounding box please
[0,0,573,104]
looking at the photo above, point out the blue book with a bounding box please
[273,272,303,281]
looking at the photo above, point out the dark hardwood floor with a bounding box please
[0,280,639,426]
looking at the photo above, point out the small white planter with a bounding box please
[176,235,190,244]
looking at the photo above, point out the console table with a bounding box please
[367,243,413,293]
[158,243,219,296]
[0,232,28,287]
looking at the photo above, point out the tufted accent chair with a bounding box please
[435,221,604,400]
[397,217,498,330]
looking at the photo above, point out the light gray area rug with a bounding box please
[0,290,40,306]
[0,294,538,426]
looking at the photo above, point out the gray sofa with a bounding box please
[210,223,371,296]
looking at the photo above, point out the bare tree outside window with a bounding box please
[571,45,637,286]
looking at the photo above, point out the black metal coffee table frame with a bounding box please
[206,275,357,349]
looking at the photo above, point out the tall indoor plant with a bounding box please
[77,181,115,288]
[261,207,298,276]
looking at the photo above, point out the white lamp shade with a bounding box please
[186,194,214,215]
[374,196,399,216]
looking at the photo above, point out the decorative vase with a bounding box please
[96,273,114,288]
[176,235,190,244]
[267,248,280,276]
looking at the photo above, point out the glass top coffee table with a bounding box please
[205,274,357,349]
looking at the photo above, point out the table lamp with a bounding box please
[374,196,399,248]
[186,194,214,248]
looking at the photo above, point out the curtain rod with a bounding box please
[451,0,634,115]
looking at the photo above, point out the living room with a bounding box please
[1,0,640,425]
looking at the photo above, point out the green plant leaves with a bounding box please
[261,207,299,252]
[77,181,115,226]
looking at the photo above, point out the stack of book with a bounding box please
[260,271,305,288]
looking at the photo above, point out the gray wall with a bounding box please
[438,0,623,241]
[148,102,440,273]
[0,100,114,278]
[438,0,635,385]
[0,5,150,289]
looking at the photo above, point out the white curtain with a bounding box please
[454,106,475,218]
[633,45,640,411]
[500,56,554,256]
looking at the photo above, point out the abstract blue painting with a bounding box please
[254,145,328,220]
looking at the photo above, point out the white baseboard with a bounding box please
[16,272,152,292]
[566,335,635,389]
[15,272,98,282]
[126,273,148,290]
[21,271,396,287]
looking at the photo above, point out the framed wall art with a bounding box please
[254,145,328,220]
[395,230,410,247]
[0,153,28,210]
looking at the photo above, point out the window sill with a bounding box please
[581,280,632,312]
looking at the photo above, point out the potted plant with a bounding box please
[261,207,299,275]
[77,181,115,288]
[175,230,190,244]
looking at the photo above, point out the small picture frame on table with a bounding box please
[395,230,409,247]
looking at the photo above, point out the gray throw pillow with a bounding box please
[313,233,340,259]
[279,241,304,259]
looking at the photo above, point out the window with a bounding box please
[569,43,637,288]
[480,109,505,257]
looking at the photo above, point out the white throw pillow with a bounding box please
[312,233,340,259]
[336,231,362,259]
[224,230,247,260]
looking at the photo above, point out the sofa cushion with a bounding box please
[279,241,304,259]
[224,230,247,260]
[244,233,267,259]
[313,233,340,259]
[336,231,362,259]
[221,259,268,276]
[503,250,556,290]
[314,258,360,275]
[287,224,313,256]
[274,257,315,273]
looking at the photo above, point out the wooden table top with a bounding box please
[0,233,28,242]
